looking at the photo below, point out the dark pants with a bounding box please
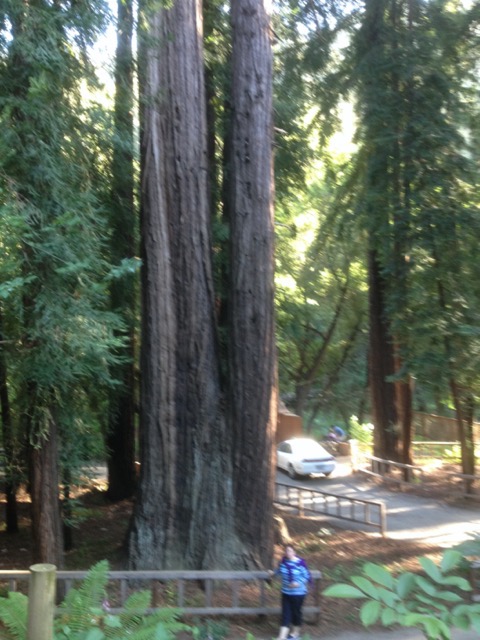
[281,592,305,627]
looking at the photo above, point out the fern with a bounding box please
[101,589,190,639]
[54,561,191,640]
[57,560,110,632]
[0,592,28,640]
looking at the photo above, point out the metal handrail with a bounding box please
[274,481,386,536]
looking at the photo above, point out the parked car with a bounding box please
[276,438,336,479]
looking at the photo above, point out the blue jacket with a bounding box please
[276,555,311,596]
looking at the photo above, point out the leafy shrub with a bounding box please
[323,549,480,640]
[193,618,230,640]
[349,415,373,452]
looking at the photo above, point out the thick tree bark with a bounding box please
[129,0,239,569]
[106,0,137,502]
[228,0,277,567]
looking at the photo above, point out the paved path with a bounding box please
[319,628,478,640]
[277,458,480,547]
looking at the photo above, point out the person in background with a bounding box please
[271,543,311,640]
[327,425,346,442]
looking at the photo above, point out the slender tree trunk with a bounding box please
[106,0,137,502]
[228,0,277,567]
[62,470,73,551]
[434,262,475,485]
[393,347,413,469]
[305,316,364,431]
[129,0,239,569]
[358,0,403,462]
[450,380,475,491]
[293,276,350,417]
[391,0,413,471]
[368,249,400,461]
[29,415,64,567]
[0,311,18,533]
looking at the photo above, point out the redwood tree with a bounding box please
[129,0,277,569]
[129,0,237,569]
[228,0,277,565]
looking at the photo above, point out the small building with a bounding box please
[276,400,302,443]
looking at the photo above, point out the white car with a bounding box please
[276,438,336,479]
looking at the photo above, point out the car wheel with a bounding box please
[324,471,333,477]
[288,464,297,479]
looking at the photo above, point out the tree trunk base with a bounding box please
[273,515,290,546]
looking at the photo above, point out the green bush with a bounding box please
[349,415,373,452]
[322,549,480,640]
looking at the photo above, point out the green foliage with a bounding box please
[275,169,368,420]
[454,535,480,560]
[0,592,28,640]
[348,415,373,449]
[57,560,110,631]
[0,561,191,640]
[192,618,230,640]
[55,561,190,640]
[323,549,480,639]
[0,0,125,493]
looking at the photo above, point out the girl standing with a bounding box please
[272,544,311,640]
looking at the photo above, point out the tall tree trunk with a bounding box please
[391,0,413,471]
[435,263,475,484]
[0,311,18,534]
[228,0,277,567]
[450,381,475,490]
[355,0,401,462]
[393,347,413,469]
[106,0,137,503]
[29,415,64,567]
[129,0,239,569]
[368,249,400,460]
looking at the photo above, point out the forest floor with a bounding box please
[0,463,478,639]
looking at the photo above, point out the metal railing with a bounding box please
[274,481,386,536]
[360,455,425,485]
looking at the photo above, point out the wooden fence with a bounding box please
[359,454,480,497]
[0,567,322,621]
[274,481,387,536]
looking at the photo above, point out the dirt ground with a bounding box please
[0,464,476,639]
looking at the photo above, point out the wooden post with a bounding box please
[349,439,358,471]
[27,563,56,640]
